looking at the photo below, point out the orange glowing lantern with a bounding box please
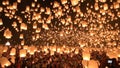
[10,48,16,56]
[4,28,12,39]
[0,18,3,25]
[20,49,27,57]
[70,0,79,6]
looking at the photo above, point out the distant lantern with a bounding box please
[20,23,27,30]
[4,28,12,39]
[0,18,3,25]
[10,48,16,56]
[81,21,88,27]
[61,0,67,5]
[82,51,90,61]
[94,3,99,10]
[88,60,99,68]
[42,23,49,30]
[99,0,106,3]
[12,21,17,28]
[113,2,119,9]
[70,0,79,6]
[33,22,37,29]
[0,57,11,67]
[21,40,24,45]
[19,34,24,39]
[3,46,8,52]
[17,0,21,3]
[20,49,26,57]
[103,4,108,10]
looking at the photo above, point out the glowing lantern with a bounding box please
[45,7,51,15]
[3,46,8,52]
[42,23,49,30]
[33,22,37,29]
[0,7,3,12]
[12,21,17,28]
[61,0,67,5]
[23,45,28,50]
[70,0,79,6]
[117,0,120,3]
[117,49,120,57]
[4,28,12,39]
[88,60,99,68]
[29,46,37,55]
[20,49,26,57]
[17,0,21,3]
[82,60,88,68]
[26,6,30,11]
[20,23,27,30]
[99,0,106,3]
[0,18,3,25]
[19,34,24,39]
[81,21,88,27]
[103,4,108,10]
[21,40,24,45]
[94,3,99,10]
[10,48,16,56]
[0,57,11,67]
[5,41,10,46]
[10,56,15,64]
[82,51,90,61]
[113,2,119,9]
[53,1,60,8]
[36,28,41,33]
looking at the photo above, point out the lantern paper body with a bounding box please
[0,57,11,67]
[10,48,16,56]
[82,51,90,61]
[82,60,88,68]
[20,23,27,30]
[3,46,8,52]
[0,18,3,25]
[61,0,67,5]
[70,0,79,6]
[20,49,26,57]
[88,60,99,68]
[4,28,12,39]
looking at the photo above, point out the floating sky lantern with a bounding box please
[4,28,12,39]
[82,51,90,61]
[70,0,79,6]
[10,48,16,56]
[20,49,27,57]
[20,23,27,30]
[0,18,3,25]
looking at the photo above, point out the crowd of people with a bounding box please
[0,45,120,68]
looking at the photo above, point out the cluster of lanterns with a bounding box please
[0,45,120,68]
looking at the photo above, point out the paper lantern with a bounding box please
[0,57,11,67]
[3,46,8,52]
[12,21,17,28]
[20,23,27,30]
[0,18,3,25]
[20,49,27,57]
[61,0,67,5]
[4,28,12,39]
[42,23,49,30]
[23,45,28,50]
[88,60,99,68]
[29,46,37,55]
[10,48,16,56]
[94,3,99,10]
[82,60,88,68]
[82,51,90,61]
[19,34,24,39]
[81,21,88,27]
[113,2,119,9]
[10,56,15,64]
[33,22,37,29]
[103,4,108,10]
[70,0,79,6]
